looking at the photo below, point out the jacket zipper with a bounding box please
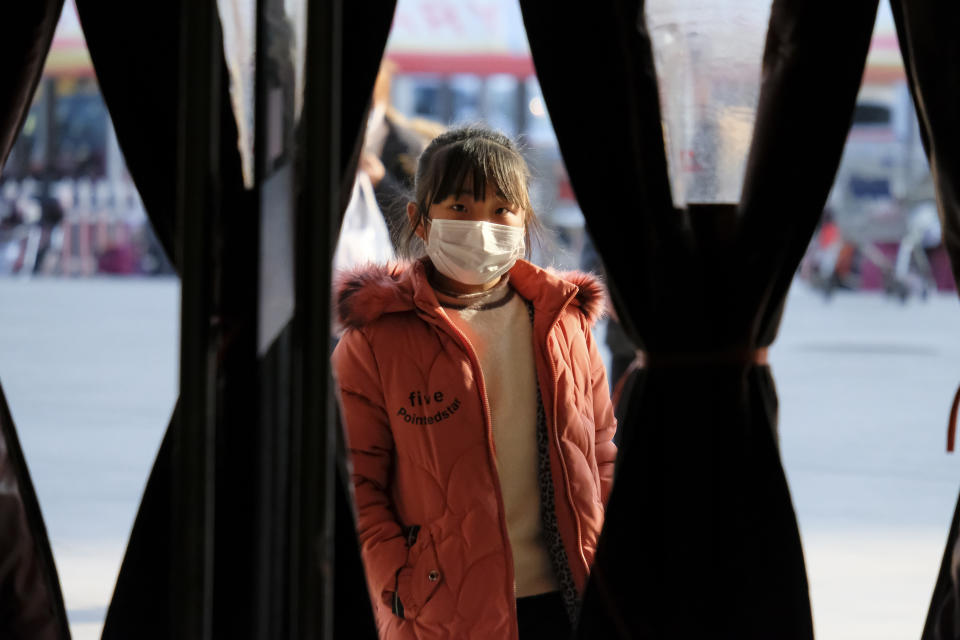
[433,309,520,639]
[541,294,591,578]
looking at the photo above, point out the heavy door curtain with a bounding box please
[890,1,960,637]
[0,3,71,638]
[519,0,879,637]
[69,1,395,636]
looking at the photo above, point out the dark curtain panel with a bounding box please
[0,387,70,640]
[0,4,71,638]
[75,2,195,634]
[888,1,960,289]
[100,407,176,638]
[74,0,181,272]
[338,1,397,206]
[890,2,960,638]
[520,0,878,637]
[87,0,395,634]
[925,490,960,640]
[0,1,64,168]
[321,4,398,636]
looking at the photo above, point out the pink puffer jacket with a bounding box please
[331,259,617,640]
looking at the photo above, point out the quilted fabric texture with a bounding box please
[332,259,617,640]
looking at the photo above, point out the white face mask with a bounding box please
[425,219,525,285]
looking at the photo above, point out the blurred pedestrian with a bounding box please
[893,201,941,300]
[363,60,445,248]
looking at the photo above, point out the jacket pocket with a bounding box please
[394,526,443,619]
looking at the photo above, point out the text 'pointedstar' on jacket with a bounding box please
[331,258,617,640]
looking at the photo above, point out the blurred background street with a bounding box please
[2,0,959,638]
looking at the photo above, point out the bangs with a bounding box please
[423,138,530,211]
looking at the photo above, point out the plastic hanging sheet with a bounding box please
[646,0,767,206]
[257,0,308,354]
[215,0,308,190]
[285,0,307,122]
[217,0,256,188]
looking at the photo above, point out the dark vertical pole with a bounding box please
[297,0,340,638]
[173,0,220,637]
[439,77,454,123]
[41,77,56,193]
[478,75,489,123]
[515,76,528,138]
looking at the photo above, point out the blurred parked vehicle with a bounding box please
[802,32,953,299]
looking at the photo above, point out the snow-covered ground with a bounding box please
[0,277,958,639]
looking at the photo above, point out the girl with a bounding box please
[332,126,617,640]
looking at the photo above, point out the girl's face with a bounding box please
[406,183,526,294]
[407,183,524,243]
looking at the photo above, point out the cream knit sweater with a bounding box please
[435,277,560,598]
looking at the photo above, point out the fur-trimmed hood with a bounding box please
[334,259,607,331]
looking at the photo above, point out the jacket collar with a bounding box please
[334,258,606,331]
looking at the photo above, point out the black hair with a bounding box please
[401,125,542,258]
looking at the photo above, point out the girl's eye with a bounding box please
[497,207,515,215]
[450,203,467,212]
